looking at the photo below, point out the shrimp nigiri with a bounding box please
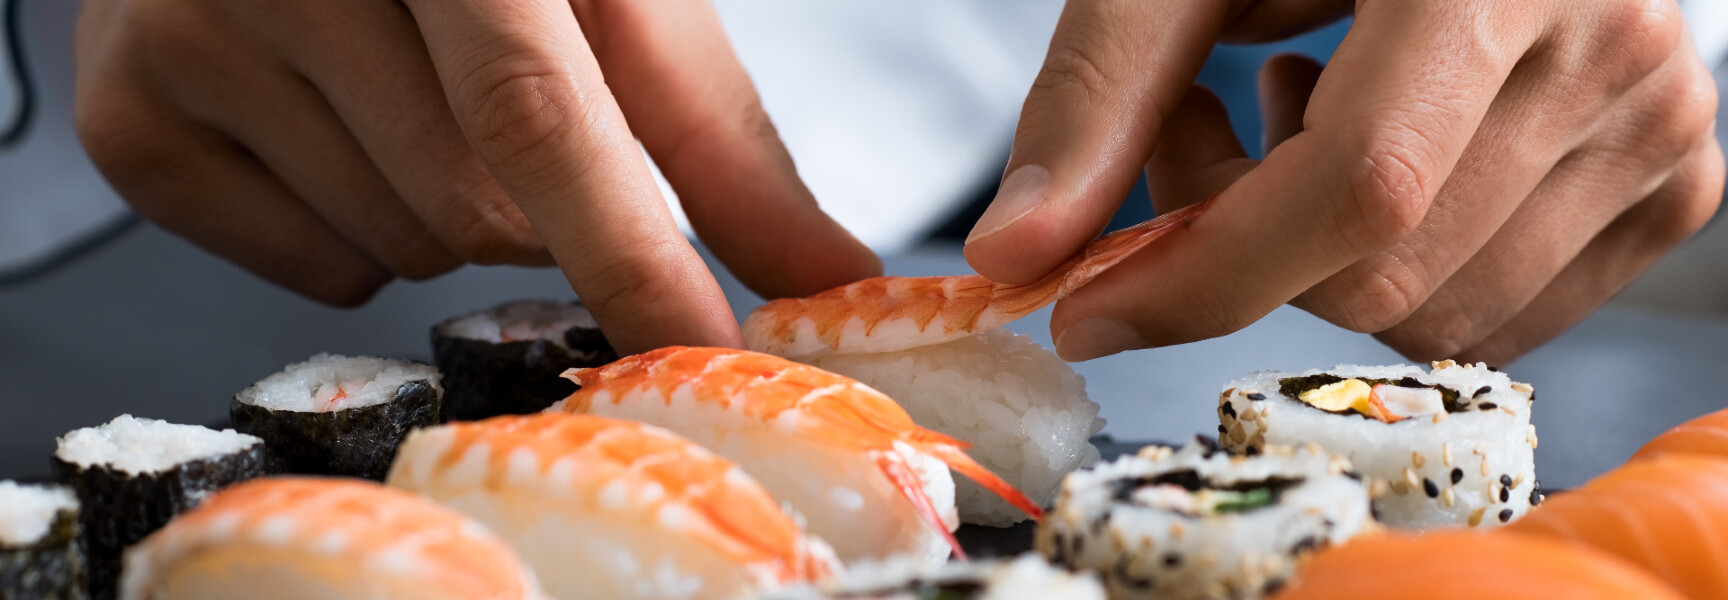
[387,413,839,600]
[1271,531,1685,600]
[549,347,1041,564]
[120,477,547,600]
[743,202,1205,359]
[1631,407,1728,462]
[1508,454,1728,600]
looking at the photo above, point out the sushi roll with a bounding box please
[1216,361,1539,530]
[432,300,617,421]
[120,478,549,600]
[807,328,1105,527]
[757,554,1104,600]
[387,413,839,599]
[1037,438,1375,600]
[51,415,264,600]
[231,353,441,480]
[1,481,85,600]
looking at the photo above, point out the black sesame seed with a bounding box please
[1162,553,1182,568]
[1474,386,1492,398]
[1218,424,1228,434]
[1530,486,1544,506]
[1487,366,1499,372]
[1500,486,1510,503]
[1195,436,1221,457]
[1498,509,1514,523]
[1263,578,1288,595]
[1423,478,1439,498]
[1344,470,1363,481]
[1499,474,1513,487]
[1450,468,1464,484]
[1245,445,1263,457]
[1246,392,1266,401]
[1221,402,1237,418]
[1477,402,1499,411]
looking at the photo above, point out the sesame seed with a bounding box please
[1500,485,1510,503]
[1499,509,1514,523]
[1304,442,1323,455]
[1499,474,1513,487]
[1487,365,1499,372]
[1170,524,1185,539]
[1423,478,1439,498]
[1477,402,1499,411]
[1500,406,1516,416]
[1434,359,1457,369]
[1222,388,1237,400]
[1511,383,1533,395]
[1474,386,1492,398]
[1512,475,1525,489]
[1451,468,1464,484]
[1432,412,1448,424]
[1530,487,1544,506]
[1390,480,1410,496]
[1468,507,1486,527]
[1442,443,1454,466]
[1412,451,1426,469]
[1163,553,1182,568]
[1241,408,1259,422]
[1229,423,1247,444]
[1246,392,1266,401]
[1442,488,1455,507]
[1403,467,1420,488]
[1221,402,1237,419]
[1369,479,1390,499]
[1481,460,1491,477]
[1486,484,1498,503]
[1218,424,1228,434]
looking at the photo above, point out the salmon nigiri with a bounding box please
[549,347,1041,564]
[1631,408,1728,461]
[1272,531,1685,600]
[1508,454,1728,600]
[121,478,547,600]
[388,413,838,600]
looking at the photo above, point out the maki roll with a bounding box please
[432,300,616,421]
[758,554,1104,599]
[231,353,441,480]
[1,481,84,600]
[1217,361,1539,529]
[387,413,838,599]
[51,415,264,600]
[1037,439,1375,600]
[807,328,1105,527]
[120,478,549,600]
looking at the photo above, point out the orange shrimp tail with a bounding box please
[923,444,1044,522]
[874,452,967,561]
[990,198,1207,317]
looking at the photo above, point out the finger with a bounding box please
[1145,85,1255,214]
[76,94,391,305]
[402,0,740,354]
[1048,1,1539,361]
[279,1,551,267]
[181,57,463,280]
[963,0,1236,285]
[1457,139,1724,365]
[578,0,881,299]
[1372,46,1721,359]
[1220,0,1352,44]
[1256,53,1323,155]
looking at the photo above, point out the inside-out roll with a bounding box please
[1217,361,1540,530]
[52,415,264,600]
[231,353,441,480]
[1,480,84,600]
[1037,438,1375,600]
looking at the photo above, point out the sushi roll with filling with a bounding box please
[758,554,1104,600]
[432,300,616,421]
[52,415,264,600]
[1216,361,1539,529]
[1037,439,1375,600]
[231,353,441,480]
[120,478,549,600]
[388,413,839,599]
[807,328,1105,527]
[1,481,85,600]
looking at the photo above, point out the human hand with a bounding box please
[964,0,1723,365]
[73,0,880,354]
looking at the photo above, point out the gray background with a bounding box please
[3,222,1724,488]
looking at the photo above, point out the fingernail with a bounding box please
[965,165,1050,245]
[1055,317,1146,362]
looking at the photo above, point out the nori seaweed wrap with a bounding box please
[50,416,264,600]
[0,481,85,600]
[231,354,441,481]
[432,300,616,421]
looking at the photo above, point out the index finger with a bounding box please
[401,0,740,354]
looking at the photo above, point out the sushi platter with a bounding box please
[6,210,1728,600]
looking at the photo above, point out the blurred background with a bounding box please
[2,1,1725,488]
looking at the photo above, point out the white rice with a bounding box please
[759,554,1104,599]
[0,481,77,547]
[1218,361,1538,529]
[809,328,1103,526]
[54,415,261,476]
[439,300,598,352]
[236,353,440,412]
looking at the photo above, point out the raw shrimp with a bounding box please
[550,346,1041,564]
[121,477,547,600]
[388,413,839,600]
[1631,407,1728,462]
[743,202,1205,359]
